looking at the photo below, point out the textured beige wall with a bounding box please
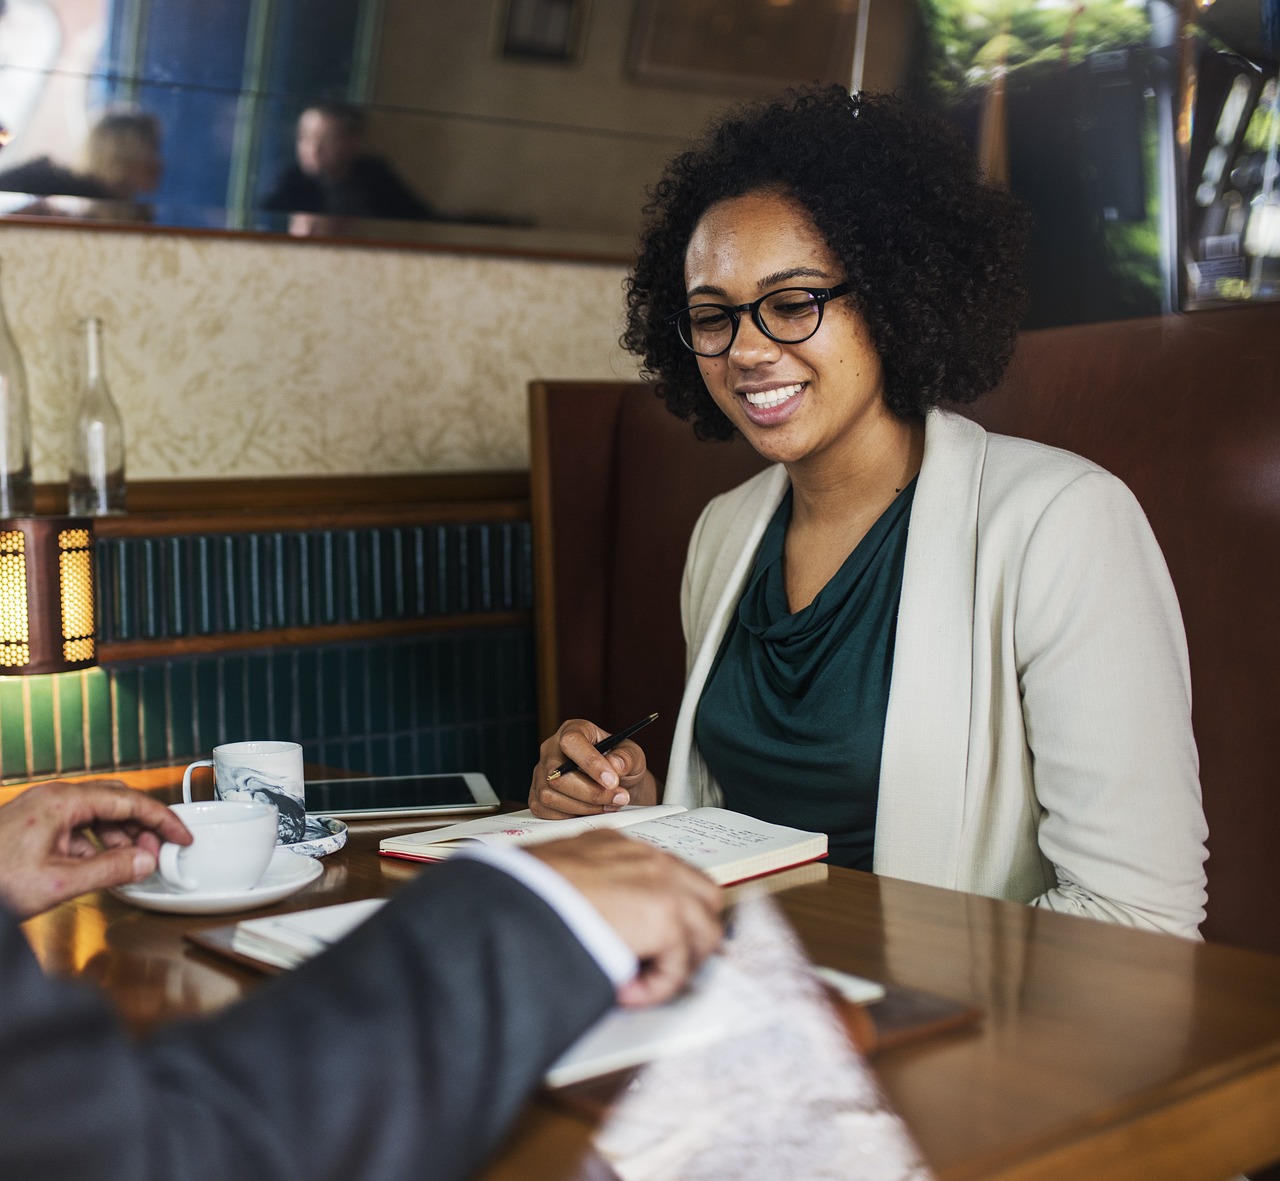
[0,225,638,482]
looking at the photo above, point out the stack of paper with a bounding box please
[230,898,387,970]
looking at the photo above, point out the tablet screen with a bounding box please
[305,774,488,815]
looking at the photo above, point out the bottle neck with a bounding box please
[84,318,104,386]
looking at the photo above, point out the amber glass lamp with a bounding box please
[0,517,96,674]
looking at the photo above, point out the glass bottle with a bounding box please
[0,258,34,517]
[68,317,127,516]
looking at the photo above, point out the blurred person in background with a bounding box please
[261,100,431,236]
[0,107,162,220]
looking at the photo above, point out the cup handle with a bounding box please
[157,842,197,891]
[182,759,215,803]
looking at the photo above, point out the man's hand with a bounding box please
[530,830,724,1007]
[0,781,192,918]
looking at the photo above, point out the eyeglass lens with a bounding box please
[680,289,827,356]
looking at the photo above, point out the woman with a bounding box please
[530,87,1207,938]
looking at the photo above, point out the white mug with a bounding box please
[158,800,278,893]
[182,740,306,844]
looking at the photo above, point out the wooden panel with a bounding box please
[35,470,530,524]
[98,611,532,662]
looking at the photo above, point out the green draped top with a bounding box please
[693,478,917,870]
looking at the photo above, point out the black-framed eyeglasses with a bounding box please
[668,283,851,358]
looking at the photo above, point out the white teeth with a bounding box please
[743,383,804,409]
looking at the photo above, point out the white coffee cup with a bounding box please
[158,800,279,893]
[183,740,306,845]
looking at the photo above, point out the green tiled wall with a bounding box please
[96,522,532,642]
[0,628,539,800]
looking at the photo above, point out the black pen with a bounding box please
[546,712,658,782]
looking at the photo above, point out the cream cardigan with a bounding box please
[665,410,1208,938]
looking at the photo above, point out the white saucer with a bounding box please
[284,815,348,859]
[111,848,323,915]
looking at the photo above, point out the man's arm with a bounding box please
[1,830,722,1181]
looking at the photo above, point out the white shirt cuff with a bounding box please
[454,843,638,990]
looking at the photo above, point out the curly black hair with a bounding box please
[622,87,1030,440]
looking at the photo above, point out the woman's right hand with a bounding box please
[529,719,660,819]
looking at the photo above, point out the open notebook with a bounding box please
[378,805,828,886]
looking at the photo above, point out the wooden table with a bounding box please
[14,774,1280,1181]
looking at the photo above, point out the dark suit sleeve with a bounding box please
[260,164,324,213]
[0,859,616,1181]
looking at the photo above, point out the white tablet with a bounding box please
[304,772,500,820]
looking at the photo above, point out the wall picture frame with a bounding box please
[626,0,861,94]
[500,0,591,63]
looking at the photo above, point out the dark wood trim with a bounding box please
[98,611,533,663]
[90,499,530,538]
[36,471,529,518]
[528,383,560,740]
[0,213,634,266]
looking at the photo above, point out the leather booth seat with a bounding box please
[530,302,1280,956]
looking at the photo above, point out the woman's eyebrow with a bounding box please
[685,266,836,301]
[757,266,832,289]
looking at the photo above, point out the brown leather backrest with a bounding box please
[966,304,1280,955]
[529,380,766,779]
[530,306,1280,955]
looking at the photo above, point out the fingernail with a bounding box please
[613,791,629,806]
[132,849,155,878]
[601,769,619,787]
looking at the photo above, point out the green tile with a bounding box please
[139,664,168,763]
[366,644,390,733]
[320,740,346,771]
[84,668,113,768]
[296,533,315,627]
[367,736,391,775]
[271,651,296,739]
[167,661,195,760]
[319,533,338,625]
[505,630,530,714]
[56,671,85,773]
[458,724,482,772]
[193,537,215,634]
[0,678,26,778]
[424,638,447,724]
[435,727,458,774]
[320,649,343,737]
[26,676,57,777]
[220,536,239,632]
[389,643,414,731]
[345,736,371,774]
[221,656,248,742]
[393,734,415,773]
[343,647,368,736]
[167,538,187,637]
[455,635,479,722]
[193,658,220,753]
[296,649,319,740]
[246,655,270,739]
[345,531,363,623]
[111,669,141,766]
[269,533,288,629]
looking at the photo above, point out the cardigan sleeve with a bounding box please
[1014,469,1208,937]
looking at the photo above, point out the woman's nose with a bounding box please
[727,314,782,367]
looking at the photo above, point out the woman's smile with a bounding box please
[738,380,806,420]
